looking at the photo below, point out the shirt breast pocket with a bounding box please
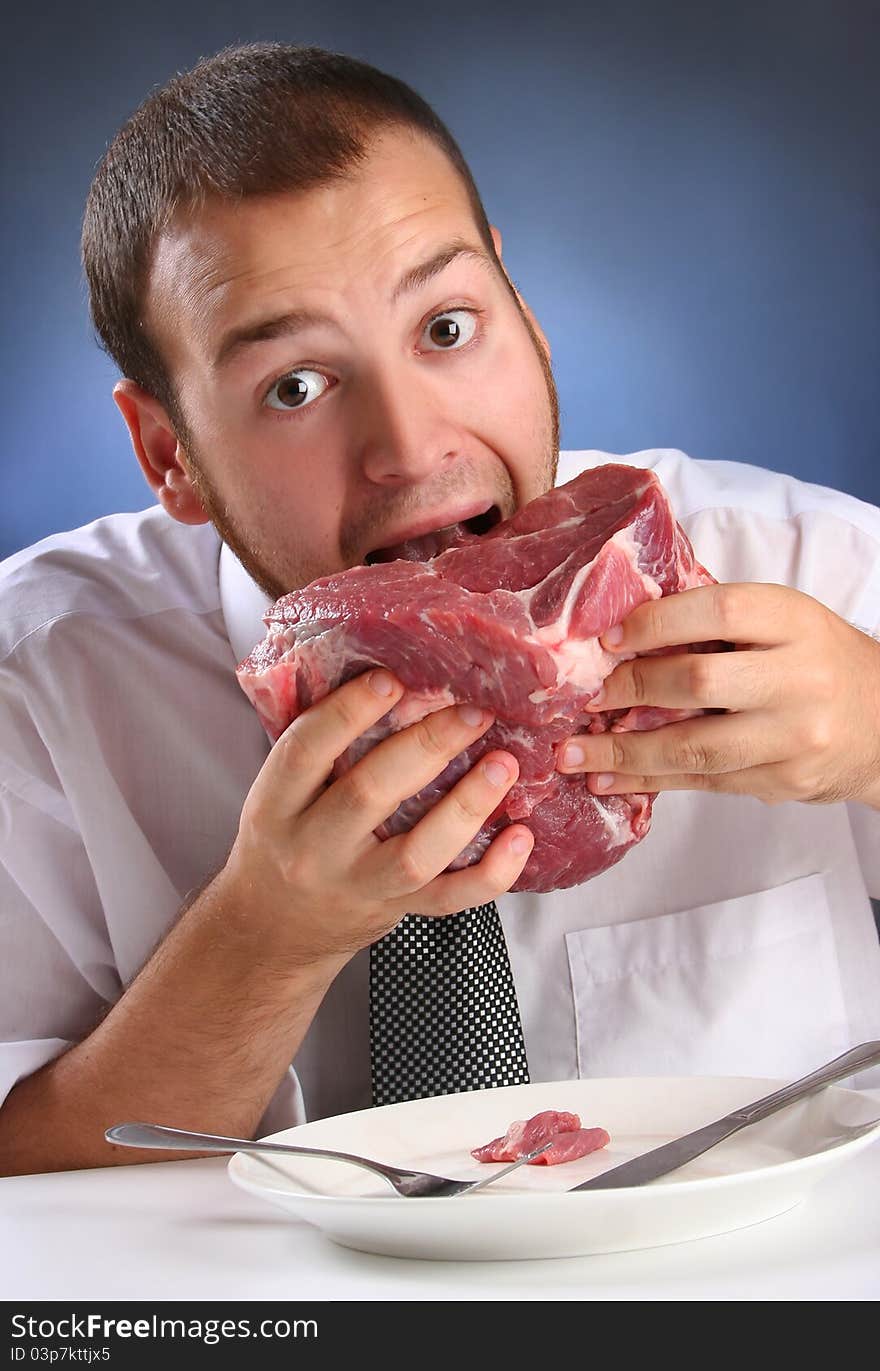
[564,873,851,1080]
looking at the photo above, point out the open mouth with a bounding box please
[364,505,502,565]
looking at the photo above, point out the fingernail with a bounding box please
[586,687,605,709]
[458,704,487,727]
[603,625,624,648]
[482,759,511,786]
[561,743,585,768]
[369,670,395,696]
[595,773,616,790]
[510,832,532,856]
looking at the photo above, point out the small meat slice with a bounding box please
[528,1127,611,1165]
[472,1110,578,1162]
[471,1108,610,1165]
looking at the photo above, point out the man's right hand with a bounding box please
[3,677,536,1175]
[217,669,534,968]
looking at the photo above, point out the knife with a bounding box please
[569,1039,880,1192]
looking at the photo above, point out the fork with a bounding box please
[105,1121,551,1197]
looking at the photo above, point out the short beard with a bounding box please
[177,304,560,603]
[183,452,288,602]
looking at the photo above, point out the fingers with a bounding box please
[365,748,526,900]
[559,758,836,805]
[248,669,407,824]
[383,822,535,917]
[559,762,798,802]
[601,583,806,655]
[228,666,533,964]
[557,712,782,787]
[582,648,780,715]
[318,701,503,843]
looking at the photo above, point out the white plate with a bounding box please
[227,1077,880,1261]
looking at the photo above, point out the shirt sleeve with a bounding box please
[0,773,120,1111]
[0,684,308,1132]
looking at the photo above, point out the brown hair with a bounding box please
[82,42,496,431]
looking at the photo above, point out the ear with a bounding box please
[489,224,552,363]
[113,380,210,526]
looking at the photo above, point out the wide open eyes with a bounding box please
[263,370,330,412]
[420,309,478,351]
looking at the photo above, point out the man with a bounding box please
[1,43,879,1176]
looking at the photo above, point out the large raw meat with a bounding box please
[237,464,714,893]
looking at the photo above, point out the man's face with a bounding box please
[145,126,559,599]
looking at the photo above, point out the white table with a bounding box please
[3,1140,879,1301]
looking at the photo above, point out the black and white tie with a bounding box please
[369,900,530,1108]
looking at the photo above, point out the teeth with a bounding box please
[365,506,500,565]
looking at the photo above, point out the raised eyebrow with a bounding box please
[390,240,497,302]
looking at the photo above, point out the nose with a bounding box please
[355,366,460,486]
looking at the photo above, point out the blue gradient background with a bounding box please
[1,0,877,557]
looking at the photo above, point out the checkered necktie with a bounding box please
[369,900,530,1107]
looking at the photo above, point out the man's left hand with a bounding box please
[556,583,880,808]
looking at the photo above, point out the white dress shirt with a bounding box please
[2,448,879,1132]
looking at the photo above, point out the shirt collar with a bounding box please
[218,541,274,667]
